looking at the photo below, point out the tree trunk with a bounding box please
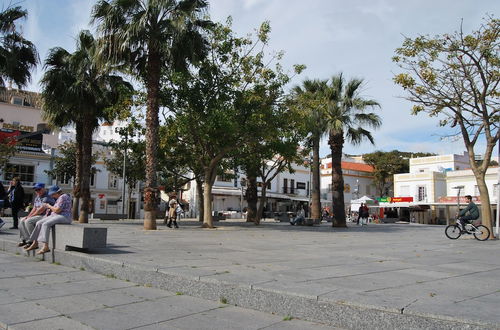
[202,167,217,228]
[475,174,494,238]
[246,175,258,223]
[127,184,133,218]
[196,178,204,222]
[72,123,83,221]
[311,137,321,220]
[256,184,267,225]
[143,50,161,230]
[78,119,93,223]
[329,131,346,227]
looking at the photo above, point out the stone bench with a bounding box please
[53,224,107,251]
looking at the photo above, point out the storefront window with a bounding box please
[4,164,35,183]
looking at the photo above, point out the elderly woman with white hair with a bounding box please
[25,185,72,255]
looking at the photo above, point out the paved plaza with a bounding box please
[0,252,334,330]
[1,218,500,329]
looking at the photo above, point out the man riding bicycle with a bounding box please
[456,195,479,232]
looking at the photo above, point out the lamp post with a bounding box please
[240,179,246,219]
[452,185,465,226]
[119,127,128,217]
[496,142,499,238]
[308,153,312,216]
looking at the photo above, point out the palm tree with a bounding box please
[0,6,38,88]
[41,30,133,223]
[92,0,210,230]
[325,73,381,227]
[291,79,329,221]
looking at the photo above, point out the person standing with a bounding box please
[25,185,72,255]
[357,203,364,225]
[17,183,55,247]
[362,203,369,225]
[8,177,25,229]
[166,197,179,228]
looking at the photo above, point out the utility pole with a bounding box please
[121,129,128,217]
[496,142,499,238]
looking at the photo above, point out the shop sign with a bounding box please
[377,197,414,203]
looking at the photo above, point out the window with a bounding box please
[216,173,232,182]
[417,186,426,202]
[11,97,23,106]
[283,178,288,194]
[90,173,96,187]
[4,164,35,182]
[366,185,371,195]
[290,179,295,194]
[296,182,306,190]
[58,172,72,185]
[109,174,119,189]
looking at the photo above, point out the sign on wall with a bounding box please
[377,197,414,203]
[0,129,43,152]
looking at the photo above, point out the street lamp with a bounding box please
[452,185,465,226]
[308,153,312,214]
[240,179,246,219]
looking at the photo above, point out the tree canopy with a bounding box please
[393,15,499,237]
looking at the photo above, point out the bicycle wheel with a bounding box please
[445,225,461,239]
[473,225,490,241]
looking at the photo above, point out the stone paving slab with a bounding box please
[1,218,500,329]
[0,252,335,330]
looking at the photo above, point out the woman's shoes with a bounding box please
[36,248,50,255]
[24,244,38,251]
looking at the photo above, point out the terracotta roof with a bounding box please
[342,162,374,172]
[321,161,374,173]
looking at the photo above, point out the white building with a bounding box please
[184,160,312,219]
[393,152,498,224]
[320,157,375,212]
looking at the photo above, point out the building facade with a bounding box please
[393,152,498,224]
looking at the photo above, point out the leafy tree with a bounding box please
[0,5,38,88]
[236,90,306,224]
[92,0,211,230]
[393,16,499,237]
[46,141,97,186]
[41,30,133,223]
[166,20,303,228]
[159,120,205,221]
[0,134,17,173]
[291,79,329,220]
[363,150,437,197]
[237,116,305,225]
[325,74,381,227]
[363,150,409,196]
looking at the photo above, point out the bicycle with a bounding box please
[445,219,490,241]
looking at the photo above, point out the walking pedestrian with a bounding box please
[7,177,25,229]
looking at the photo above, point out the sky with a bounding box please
[8,0,500,157]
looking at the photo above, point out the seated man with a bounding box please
[457,195,479,231]
[17,183,55,247]
[290,206,305,226]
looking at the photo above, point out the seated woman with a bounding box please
[25,185,72,255]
